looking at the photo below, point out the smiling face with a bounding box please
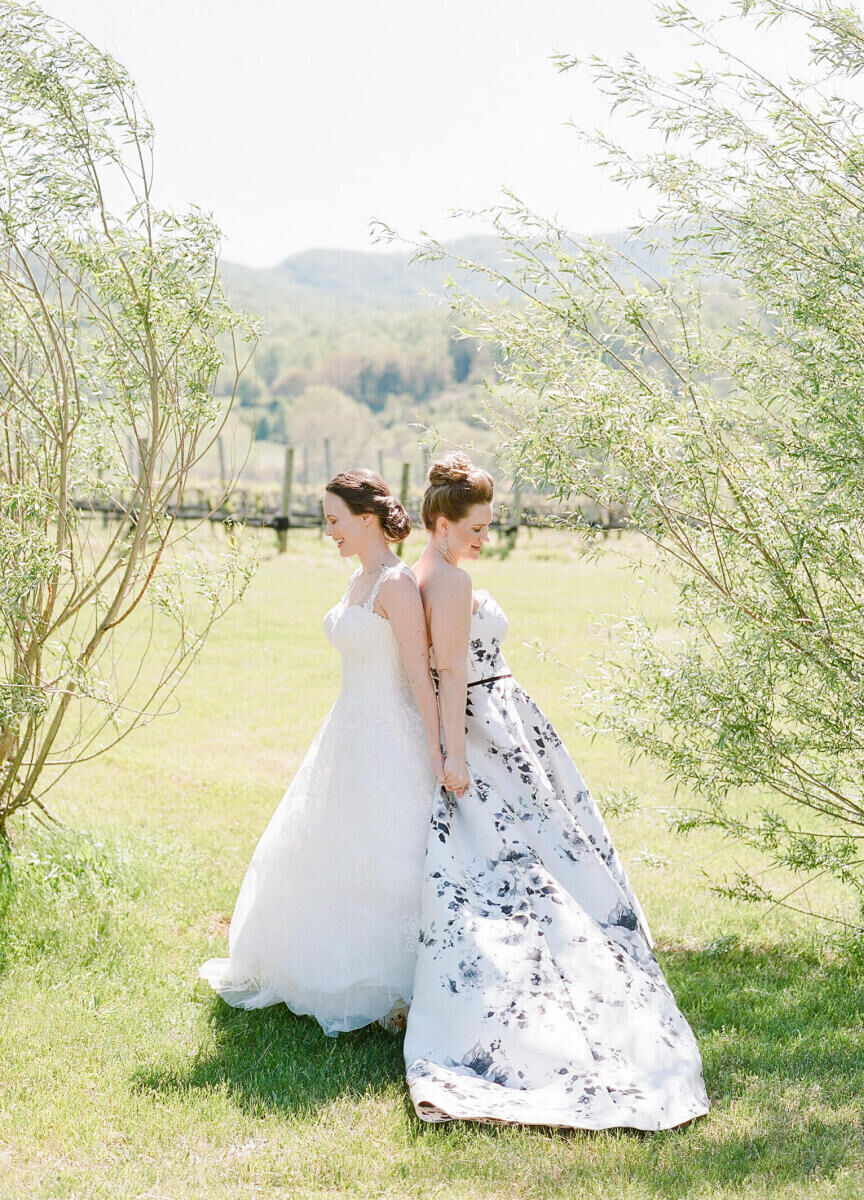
[438,502,493,562]
[323,490,369,557]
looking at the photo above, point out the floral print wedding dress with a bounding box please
[403,589,710,1129]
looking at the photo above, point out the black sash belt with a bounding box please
[466,673,512,688]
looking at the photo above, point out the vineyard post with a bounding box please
[397,461,410,559]
[506,471,523,552]
[277,444,294,553]
[217,436,227,498]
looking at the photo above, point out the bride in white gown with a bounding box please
[200,469,442,1035]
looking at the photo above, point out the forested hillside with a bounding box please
[213,232,733,493]
[215,239,508,488]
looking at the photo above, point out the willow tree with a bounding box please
[396,0,864,928]
[0,3,257,839]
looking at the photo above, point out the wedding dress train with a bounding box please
[404,590,710,1129]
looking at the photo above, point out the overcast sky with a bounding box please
[40,0,822,266]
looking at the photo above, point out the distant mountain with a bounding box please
[220,231,679,316]
[220,237,511,314]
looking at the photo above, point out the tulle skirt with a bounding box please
[200,694,437,1035]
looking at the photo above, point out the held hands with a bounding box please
[443,754,469,797]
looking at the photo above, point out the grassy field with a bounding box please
[1,528,862,1200]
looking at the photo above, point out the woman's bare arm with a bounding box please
[379,571,444,783]
[426,569,472,795]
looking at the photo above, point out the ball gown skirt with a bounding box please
[403,590,710,1129]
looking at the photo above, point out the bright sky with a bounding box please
[39,0,826,266]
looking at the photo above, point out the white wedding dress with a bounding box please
[200,563,437,1035]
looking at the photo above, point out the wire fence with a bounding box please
[72,448,629,553]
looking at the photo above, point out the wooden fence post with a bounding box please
[397,461,410,559]
[98,466,108,528]
[378,449,385,480]
[217,436,227,497]
[277,445,294,553]
[127,438,148,539]
[506,472,523,552]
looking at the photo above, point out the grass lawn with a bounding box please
[1,528,862,1199]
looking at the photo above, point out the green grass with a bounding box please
[1,528,862,1199]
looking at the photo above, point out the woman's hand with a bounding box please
[443,755,469,797]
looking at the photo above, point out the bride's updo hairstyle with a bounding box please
[325,468,411,542]
[422,452,494,531]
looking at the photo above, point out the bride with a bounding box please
[200,469,441,1035]
[404,453,710,1129]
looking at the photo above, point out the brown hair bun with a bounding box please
[422,452,494,532]
[376,493,411,542]
[427,453,474,487]
[325,469,411,543]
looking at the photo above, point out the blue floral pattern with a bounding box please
[404,590,710,1129]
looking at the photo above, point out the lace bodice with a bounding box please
[323,562,416,705]
[200,556,437,1036]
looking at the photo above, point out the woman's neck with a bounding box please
[426,536,460,567]
[357,539,396,574]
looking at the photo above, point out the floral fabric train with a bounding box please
[403,590,710,1129]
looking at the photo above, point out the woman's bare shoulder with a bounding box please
[378,563,421,606]
[420,562,472,609]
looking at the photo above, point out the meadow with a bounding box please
[1,528,862,1200]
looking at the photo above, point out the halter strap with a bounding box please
[342,565,361,605]
[367,562,401,610]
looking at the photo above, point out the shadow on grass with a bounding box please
[133,945,864,1195]
[612,942,864,1195]
[133,994,406,1117]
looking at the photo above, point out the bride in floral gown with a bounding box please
[200,470,441,1035]
[405,453,710,1129]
